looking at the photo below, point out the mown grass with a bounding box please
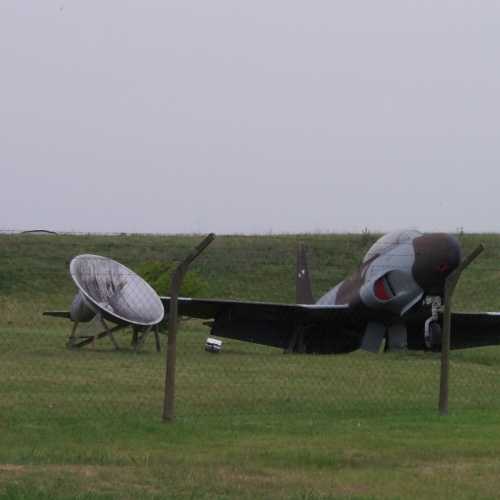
[2,232,500,498]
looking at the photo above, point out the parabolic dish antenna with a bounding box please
[70,254,165,327]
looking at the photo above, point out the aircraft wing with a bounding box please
[43,311,72,319]
[160,296,354,350]
[450,312,500,349]
[43,298,352,326]
[161,296,350,321]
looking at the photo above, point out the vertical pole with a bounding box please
[162,233,216,422]
[439,278,454,416]
[439,244,484,415]
[163,283,179,421]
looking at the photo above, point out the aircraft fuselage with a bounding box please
[300,230,462,353]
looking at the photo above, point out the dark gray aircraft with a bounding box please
[162,230,500,354]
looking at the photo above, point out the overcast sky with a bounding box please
[1,1,499,234]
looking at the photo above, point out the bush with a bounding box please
[135,260,208,297]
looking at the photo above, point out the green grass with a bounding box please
[3,321,500,498]
[2,232,500,498]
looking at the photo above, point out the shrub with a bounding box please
[135,260,208,297]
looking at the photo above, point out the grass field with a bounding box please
[2,232,500,499]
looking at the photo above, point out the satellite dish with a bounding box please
[69,254,164,327]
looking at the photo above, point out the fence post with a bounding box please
[439,244,484,416]
[162,233,216,422]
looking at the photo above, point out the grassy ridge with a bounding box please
[1,231,500,309]
[2,232,500,498]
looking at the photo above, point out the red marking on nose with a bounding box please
[374,277,392,301]
[437,262,450,273]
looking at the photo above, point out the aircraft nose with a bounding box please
[412,233,462,295]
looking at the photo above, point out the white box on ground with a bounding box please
[205,337,222,353]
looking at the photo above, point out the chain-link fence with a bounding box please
[2,230,500,423]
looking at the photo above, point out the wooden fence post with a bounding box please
[439,244,484,415]
[162,233,216,422]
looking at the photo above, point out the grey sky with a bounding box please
[1,1,499,234]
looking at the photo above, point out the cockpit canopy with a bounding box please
[363,230,422,264]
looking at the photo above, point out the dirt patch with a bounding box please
[215,463,371,498]
[0,464,27,474]
[0,464,98,475]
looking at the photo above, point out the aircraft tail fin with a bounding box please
[296,243,314,304]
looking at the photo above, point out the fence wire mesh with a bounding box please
[2,230,500,423]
